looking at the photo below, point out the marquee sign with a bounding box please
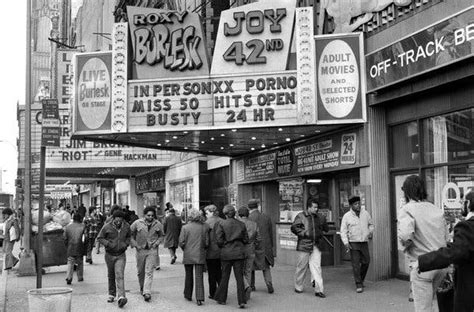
[211,0,296,75]
[127,6,210,79]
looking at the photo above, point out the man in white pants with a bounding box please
[291,198,329,298]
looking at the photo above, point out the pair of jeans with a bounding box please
[410,267,447,312]
[105,253,127,298]
[294,246,323,293]
[184,264,205,301]
[66,256,83,281]
[206,258,222,298]
[2,240,18,269]
[243,253,255,289]
[136,248,157,295]
[251,268,273,289]
[214,259,245,305]
[349,242,370,287]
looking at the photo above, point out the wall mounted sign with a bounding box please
[314,33,366,124]
[135,170,166,194]
[41,99,60,147]
[211,0,296,75]
[127,6,210,79]
[19,104,173,169]
[235,130,362,183]
[53,49,76,105]
[73,51,112,134]
[366,6,474,92]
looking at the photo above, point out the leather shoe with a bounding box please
[267,284,274,294]
[118,297,127,308]
[217,301,226,305]
[239,303,246,309]
[315,292,326,298]
[294,289,303,293]
[356,287,363,293]
[197,300,203,306]
[143,294,151,302]
[107,296,114,303]
[66,279,72,285]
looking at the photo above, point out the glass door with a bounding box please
[393,172,417,276]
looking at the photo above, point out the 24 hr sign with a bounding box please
[211,0,295,75]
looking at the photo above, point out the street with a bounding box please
[3,246,413,312]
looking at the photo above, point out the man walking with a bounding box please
[213,205,249,308]
[248,199,274,293]
[238,206,260,301]
[97,210,131,308]
[130,206,164,302]
[204,204,223,299]
[164,207,182,264]
[340,195,374,293]
[84,207,100,264]
[64,213,86,284]
[291,199,329,297]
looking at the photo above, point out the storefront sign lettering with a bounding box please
[236,131,361,183]
[366,7,474,92]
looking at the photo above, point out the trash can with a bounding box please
[27,287,72,312]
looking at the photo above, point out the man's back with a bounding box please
[398,200,448,259]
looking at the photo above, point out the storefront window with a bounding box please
[423,108,474,165]
[424,163,474,232]
[278,179,304,223]
[169,179,194,221]
[390,121,419,168]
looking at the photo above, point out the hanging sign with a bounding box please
[314,33,366,124]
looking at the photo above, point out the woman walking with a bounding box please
[179,209,209,306]
[2,208,20,270]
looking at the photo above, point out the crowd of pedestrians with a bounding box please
[12,174,470,312]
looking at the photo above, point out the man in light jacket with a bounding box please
[340,195,374,293]
[130,206,164,302]
[398,175,448,311]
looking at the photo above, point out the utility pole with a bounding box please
[18,0,36,277]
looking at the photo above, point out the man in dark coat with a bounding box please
[291,198,329,297]
[204,204,223,299]
[248,199,275,293]
[418,191,474,312]
[97,210,131,308]
[213,204,249,308]
[64,213,86,284]
[164,208,182,264]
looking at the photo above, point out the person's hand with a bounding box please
[344,243,351,252]
[368,233,373,240]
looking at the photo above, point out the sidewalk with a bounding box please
[4,247,413,312]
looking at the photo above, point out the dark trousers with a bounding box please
[206,258,222,298]
[184,264,205,301]
[349,242,370,287]
[214,259,245,305]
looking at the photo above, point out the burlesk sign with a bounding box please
[366,6,474,92]
[73,51,112,133]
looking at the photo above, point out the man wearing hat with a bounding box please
[248,198,275,294]
[97,210,131,308]
[340,195,374,293]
